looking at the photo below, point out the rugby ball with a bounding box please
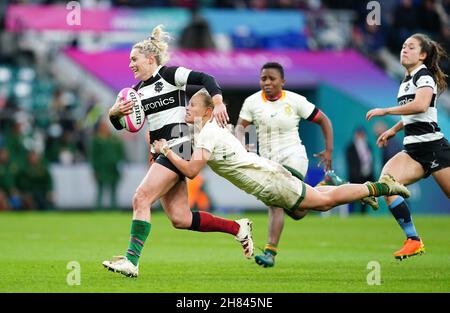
[117,87,145,132]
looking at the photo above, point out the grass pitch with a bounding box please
[0,211,449,293]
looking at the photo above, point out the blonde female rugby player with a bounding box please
[103,25,253,278]
[153,89,411,258]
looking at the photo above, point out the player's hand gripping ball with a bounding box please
[117,87,145,132]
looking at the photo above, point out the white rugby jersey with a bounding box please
[196,119,288,202]
[239,90,319,159]
[134,65,191,143]
[398,64,443,145]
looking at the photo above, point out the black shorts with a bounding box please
[154,141,192,180]
[404,137,450,177]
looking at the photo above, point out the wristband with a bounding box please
[161,144,170,157]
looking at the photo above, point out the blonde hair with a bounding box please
[194,88,214,109]
[132,24,171,65]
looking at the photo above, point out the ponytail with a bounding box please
[132,24,172,65]
[412,33,448,94]
[428,40,448,93]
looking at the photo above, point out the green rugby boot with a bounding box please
[255,251,275,268]
[316,170,345,187]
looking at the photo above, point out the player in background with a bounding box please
[236,62,343,268]
[153,89,410,238]
[366,33,449,260]
[103,25,253,278]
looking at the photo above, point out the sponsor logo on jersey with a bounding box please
[398,97,414,106]
[143,96,176,110]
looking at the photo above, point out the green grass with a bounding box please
[0,211,449,293]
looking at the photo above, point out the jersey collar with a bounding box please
[262,90,286,102]
[406,64,426,79]
[142,65,164,86]
[152,65,163,78]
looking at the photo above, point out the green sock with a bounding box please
[126,220,151,266]
[264,243,278,256]
[366,182,389,197]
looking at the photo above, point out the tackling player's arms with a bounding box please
[154,142,210,179]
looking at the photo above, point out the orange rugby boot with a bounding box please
[393,238,425,260]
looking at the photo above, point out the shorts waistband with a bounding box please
[404,137,447,151]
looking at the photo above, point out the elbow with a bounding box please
[413,102,429,114]
[187,172,197,180]
[418,107,428,113]
[413,106,427,114]
[186,168,201,180]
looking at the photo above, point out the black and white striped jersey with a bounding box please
[133,65,191,144]
[398,64,443,146]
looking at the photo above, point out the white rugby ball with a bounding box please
[117,87,145,133]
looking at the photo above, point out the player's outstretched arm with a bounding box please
[235,118,252,149]
[376,120,403,148]
[211,94,229,128]
[310,111,334,171]
[367,87,434,121]
[153,140,210,179]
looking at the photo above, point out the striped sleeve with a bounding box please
[110,115,124,130]
[415,75,436,89]
[174,66,192,87]
[187,71,222,97]
[306,107,320,121]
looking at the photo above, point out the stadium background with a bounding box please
[0,0,450,295]
[1,0,448,213]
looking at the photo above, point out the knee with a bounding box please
[132,188,153,213]
[285,208,308,220]
[169,213,191,229]
[269,206,284,218]
[384,195,399,206]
